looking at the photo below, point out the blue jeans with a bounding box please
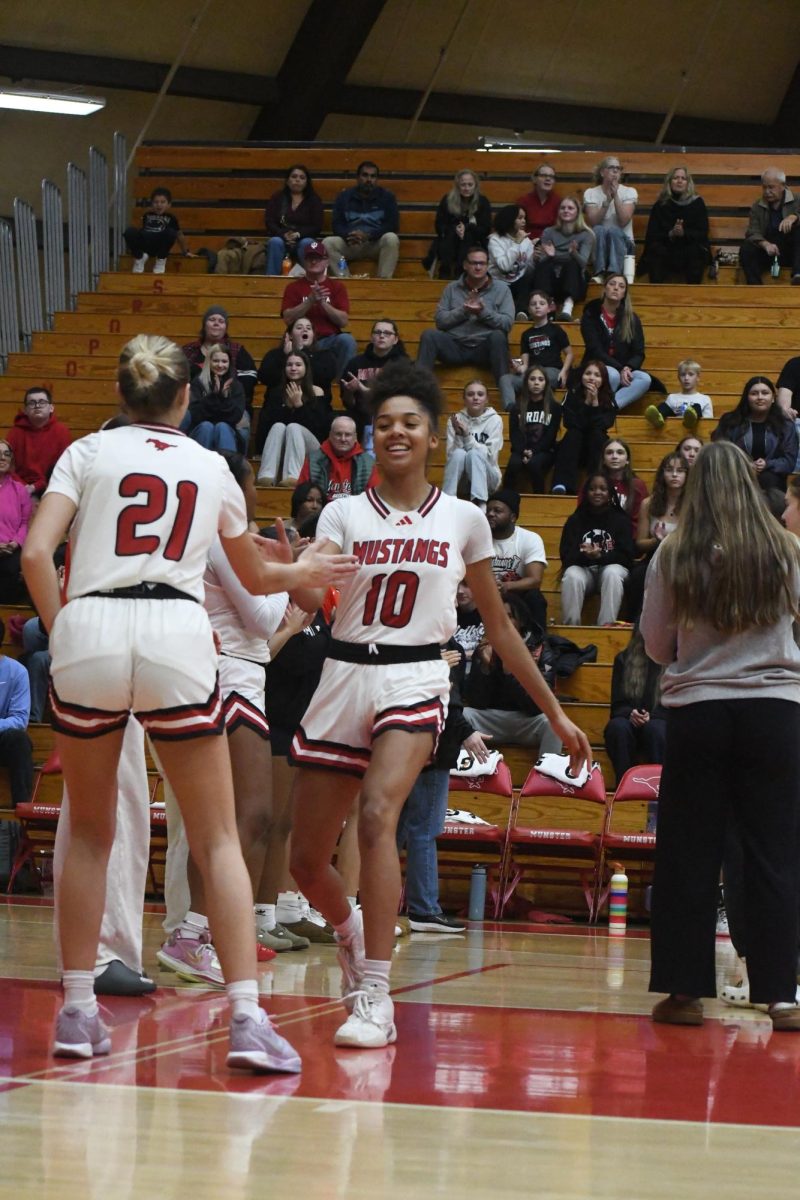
[22,617,50,723]
[606,365,652,409]
[190,421,242,451]
[266,236,314,276]
[317,332,358,379]
[592,226,635,275]
[396,768,450,917]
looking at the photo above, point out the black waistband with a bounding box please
[86,584,197,602]
[328,638,441,665]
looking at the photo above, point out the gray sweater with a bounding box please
[434,276,515,343]
[640,546,800,707]
[540,226,595,271]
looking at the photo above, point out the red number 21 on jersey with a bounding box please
[115,473,198,561]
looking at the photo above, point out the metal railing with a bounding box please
[0,222,20,374]
[0,131,127,372]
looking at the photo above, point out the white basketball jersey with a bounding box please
[47,423,248,602]
[318,486,493,645]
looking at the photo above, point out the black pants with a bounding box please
[646,240,709,285]
[0,728,33,808]
[0,549,26,603]
[123,227,178,260]
[603,715,666,787]
[508,273,533,315]
[740,225,800,284]
[650,699,800,1003]
[623,558,651,624]
[531,258,587,305]
[503,449,555,494]
[551,425,608,493]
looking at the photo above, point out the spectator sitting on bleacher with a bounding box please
[580,437,648,534]
[424,169,492,279]
[454,578,484,664]
[503,366,562,495]
[532,197,595,324]
[340,318,409,448]
[626,451,687,621]
[776,354,800,472]
[639,166,710,285]
[603,626,666,786]
[551,361,616,496]
[257,316,337,408]
[186,347,247,452]
[675,432,704,468]
[646,358,714,432]
[285,482,326,536]
[416,247,514,385]
[516,164,561,245]
[181,305,258,414]
[264,164,324,276]
[580,274,652,410]
[488,205,535,318]
[559,473,634,626]
[0,440,31,603]
[7,388,71,498]
[498,290,573,410]
[442,379,503,509]
[0,615,33,887]
[21,615,49,723]
[740,168,800,285]
[256,350,330,486]
[324,161,400,279]
[463,596,562,752]
[582,156,637,279]
[712,375,798,492]
[487,487,548,631]
[124,186,195,275]
[297,414,379,503]
[281,241,357,379]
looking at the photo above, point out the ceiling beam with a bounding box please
[333,83,775,148]
[0,44,276,106]
[248,0,388,140]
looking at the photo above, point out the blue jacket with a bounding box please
[331,186,399,240]
[0,656,30,731]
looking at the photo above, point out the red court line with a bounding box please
[391,961,513,996]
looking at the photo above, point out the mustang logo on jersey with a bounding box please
[352,537,450,567]
[146,438,174,451]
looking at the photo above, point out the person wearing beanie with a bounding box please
[181,307,258,434]
[486,488,548,629]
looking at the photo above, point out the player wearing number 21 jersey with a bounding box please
[291,485,493,774]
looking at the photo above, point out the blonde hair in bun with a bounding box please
[117,334,189,415]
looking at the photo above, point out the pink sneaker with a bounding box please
[53,1006,111,1059]
[157,929,224,987]
[226,1013,302,1073]
[335,908,365,1012]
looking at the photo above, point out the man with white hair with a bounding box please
[740,168,800,285]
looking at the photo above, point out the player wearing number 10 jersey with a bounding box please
[22,335,357,1075]
[288,361,592,1052]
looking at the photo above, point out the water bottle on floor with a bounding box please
[468,864,487,921]
[608,865,628,937]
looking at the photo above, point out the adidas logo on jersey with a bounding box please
[395,515,413,526]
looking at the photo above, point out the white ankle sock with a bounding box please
[334,909,360,943]
[346,895,358,910]
[254,904,276,933]
[226,980,264,1022]
[561,297,574,315]
[62,969,98,1012]
[276,891,302,923]
[181,910,208,936]
[362,959,391,994]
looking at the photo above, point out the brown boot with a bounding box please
[651,995,704,1026]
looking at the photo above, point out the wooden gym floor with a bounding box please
[2,897,799,1199]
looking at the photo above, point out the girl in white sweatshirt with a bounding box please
[442,379,504,509]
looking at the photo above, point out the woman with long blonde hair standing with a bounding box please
[641,440,800,1030]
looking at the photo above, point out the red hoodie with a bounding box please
[7,411,72,494]
[298,438,380,501]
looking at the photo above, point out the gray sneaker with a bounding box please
[226,1013,302,1073]
[53,1006,112,1059]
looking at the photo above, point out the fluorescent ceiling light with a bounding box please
[477,142,564,153]
[0,90,105,116]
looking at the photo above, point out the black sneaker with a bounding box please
[408,912,466,934]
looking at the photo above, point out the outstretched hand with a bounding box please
[251,519,293,564]
[295,537,359,588]
[551,712,592,777]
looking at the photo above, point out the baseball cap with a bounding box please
[304,240,328,259]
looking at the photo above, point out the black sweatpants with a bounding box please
[650,698,800,1004]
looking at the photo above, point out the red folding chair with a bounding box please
[7,749,63,893]
[433,761,514,919]
[596,764,660,918]
[503,761,609,921]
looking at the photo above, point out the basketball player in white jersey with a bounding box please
[21,334,357,1072]
[288,361,592,1048]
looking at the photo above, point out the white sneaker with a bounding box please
[153,257,167,274]
[335,908,365,1012]
[132,254,148,274]
[299,895,327,928]
[334,989,397,1048]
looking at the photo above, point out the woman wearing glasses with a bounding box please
[582,157,638,279]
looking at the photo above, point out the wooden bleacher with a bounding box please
[2,144,798,910]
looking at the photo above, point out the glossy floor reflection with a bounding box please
[2,899,799,1199]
